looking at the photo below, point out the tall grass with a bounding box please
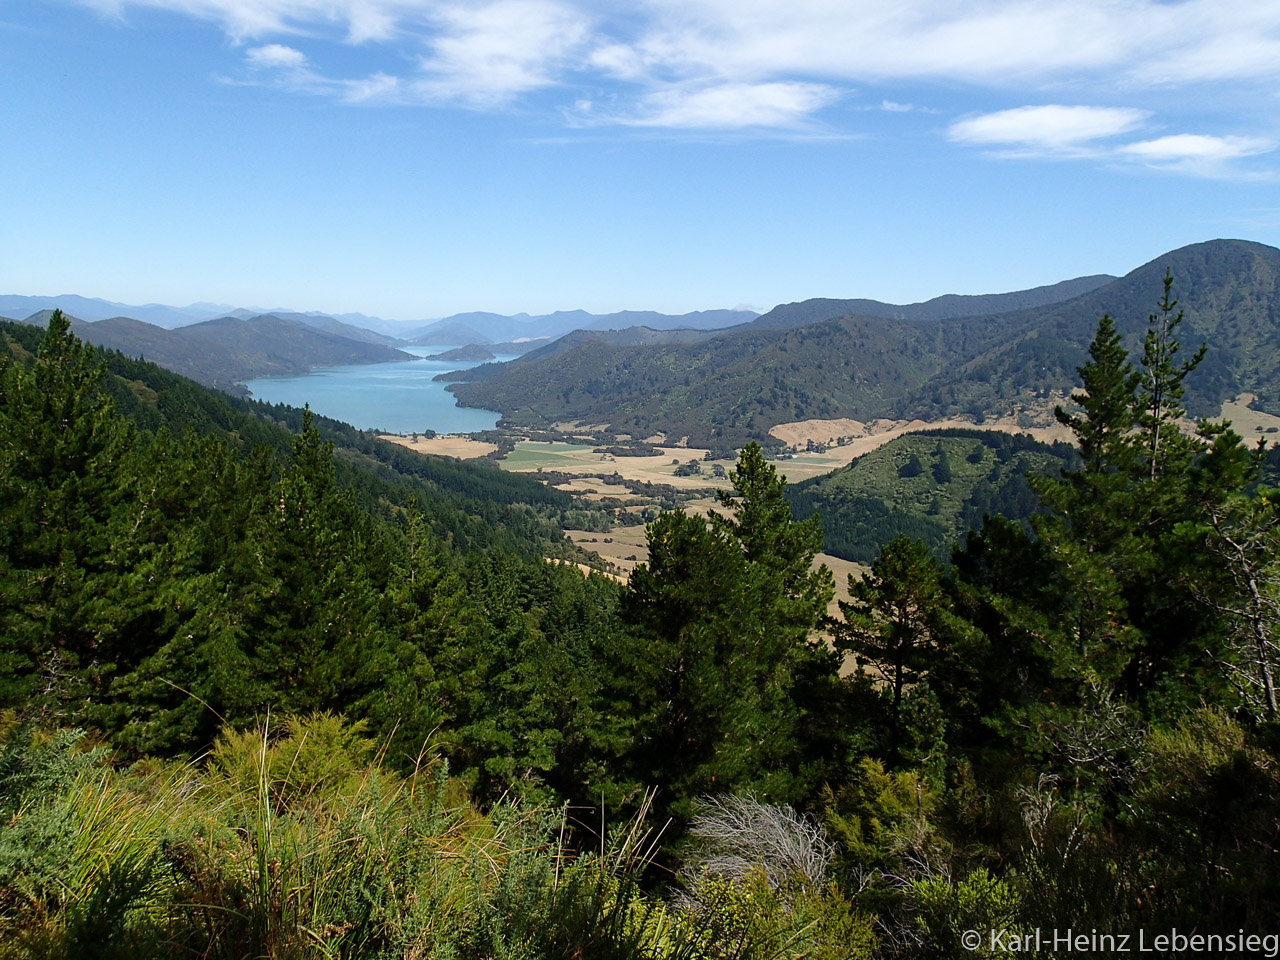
[2,714,855,959]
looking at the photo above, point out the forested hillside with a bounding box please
[447,313,944,447]
[896,238,1280,422]
[447,240,1280,445]
[3,301,1280,957]
[787,429,1078,562]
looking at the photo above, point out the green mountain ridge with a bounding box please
[446,240,1280,446]
[893,238,1280,423]
[441,324,720,385]
[448,314,940,448]
[746,272,1117,330]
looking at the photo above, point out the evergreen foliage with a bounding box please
[620,444,838,818]
[4,281,1280,951]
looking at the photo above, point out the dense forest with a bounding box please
[2,291,1279,958]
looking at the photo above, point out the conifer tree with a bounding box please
[1019,277,1249,712]
[244,407,393,716]
[1137,271,1206,480]
[710,441,833,638]
[1052,313,1140,476]
[101,431,266,751]
[0,311,134,714]
[836,536,978,763]
[622,444,838,814]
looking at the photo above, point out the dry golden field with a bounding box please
[379,433,498,458]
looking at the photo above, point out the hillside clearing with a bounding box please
[379,433,498,458]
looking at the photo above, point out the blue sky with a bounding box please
[2,0,1278,321]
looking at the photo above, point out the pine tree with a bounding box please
[710,441,833,638]
[1137,271,1206,481]
[243,407,394,717]
[836,536,978,763]
[0,311,134,715]
[621,444,839,815]
[1052,313,1140,476]
[100,430,265,752]
[1015,278,1250,713]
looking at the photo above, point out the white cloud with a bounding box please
[70,0,1280,136]
[1119,134,1275,177]
[613,81,839,129]
[413,1,591,106]
[245,43,306,69]
[592,0,1135,87]
[947,109,1275,178]
[74,0,1280,84]
[881,100,913,113]
[622,0,1280,88]
[949,105,1149,154]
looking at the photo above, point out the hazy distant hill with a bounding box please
[0,294,412,338]
[585,309,760,332]
[488,338,550,355]
[409,321,494,346]
[254,311,407,347]
[427,344,496,362]
[447,325,719,386]
[20,311,415,391]
[786,429,1079,563]
[0,295,231,328]
[445,240,1280,445]
[408,308,758,345]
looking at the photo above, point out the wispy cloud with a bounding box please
[75,0,1280,83]
[594,81,840,130]
[950,105,1275,178]
[949,105,1150,156]
[342,71,402,103]
[411,1,591,106]
[1119,134,1275,178]
[576,0,1280,88]
[70,0,1280,145]
[75,0,420,43]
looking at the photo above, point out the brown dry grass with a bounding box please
[768,410,1075,456]
[1217,394,1280,439]
[501,440,737,491]
[378,434,498,458]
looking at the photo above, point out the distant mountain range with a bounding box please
[404,309,761,345]
[0,294,762,343]
[443,240,1280,447]
[0,297,764,393]
[0,295,237,329]
[9,241,1271,433]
